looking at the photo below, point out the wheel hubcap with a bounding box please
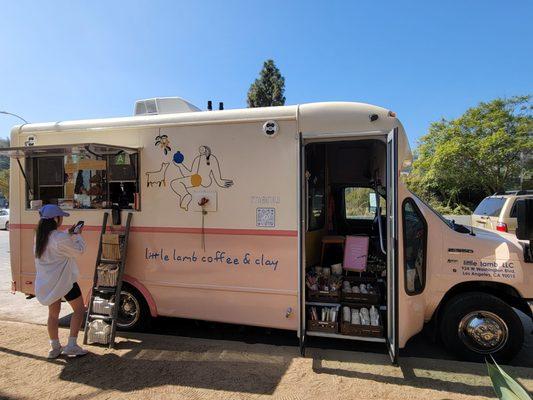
[117,291,140,329]
[458,311,508,354]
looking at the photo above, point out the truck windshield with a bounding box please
[473,197,506,217]
[405,191,451,227]
[407,191,471,233]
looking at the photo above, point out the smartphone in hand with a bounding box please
[69,221,84,234]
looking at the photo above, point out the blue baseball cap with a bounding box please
[39,204,70,219]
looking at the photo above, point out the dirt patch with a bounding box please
[0,320,532,400]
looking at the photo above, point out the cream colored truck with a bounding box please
[3,98,533,363]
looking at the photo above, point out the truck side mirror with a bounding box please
[516,198,533,241]
[516,198,533,263]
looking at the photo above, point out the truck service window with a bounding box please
[402,199,427,295]
[25,151,139,210]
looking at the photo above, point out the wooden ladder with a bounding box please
[83,212,133,348]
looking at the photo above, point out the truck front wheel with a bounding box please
[439,292,524,362]
[116,284,151,332]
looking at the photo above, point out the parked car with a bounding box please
[472,191,533,233]
[0,209,8,230]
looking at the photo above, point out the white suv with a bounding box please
[472,191,533,233]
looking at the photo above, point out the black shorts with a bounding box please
[64,282,82,301]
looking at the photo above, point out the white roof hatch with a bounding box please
[134,97,201,116]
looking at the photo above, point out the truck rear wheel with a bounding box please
[439,292,523,362]
[116,284,151,332]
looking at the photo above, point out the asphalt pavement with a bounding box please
[0,230,531,367]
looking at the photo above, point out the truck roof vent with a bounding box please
[134,97,201,116]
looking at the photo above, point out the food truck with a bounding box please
[4,98,533,363]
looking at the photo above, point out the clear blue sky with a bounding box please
[1,1,531,146]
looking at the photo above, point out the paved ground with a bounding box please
[2,319,533,400]
[1,230,533,399]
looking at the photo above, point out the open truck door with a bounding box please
[386,128,399,365]
[299,136,306,356]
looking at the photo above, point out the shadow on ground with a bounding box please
[1,333,294,395]
[310,349,498,398]
[59,339,294,395]
[3,318,533,399]
[59,308,533,369]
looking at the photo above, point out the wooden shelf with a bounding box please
[306,331,386,343]
[89,314,112,320]
[306,301,386,310]
[93,286,116,294]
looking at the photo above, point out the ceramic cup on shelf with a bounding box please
[331,263,343,275]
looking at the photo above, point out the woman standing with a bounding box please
[34,204,88,358]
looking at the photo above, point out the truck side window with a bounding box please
[26,156,65,205]
[403,198,427,295]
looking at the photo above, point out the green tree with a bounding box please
[247,59,286,108]
[0,138,10,200]
[406,96,533,212]
[0,169,9,199]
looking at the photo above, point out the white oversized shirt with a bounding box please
[34,230,86,306]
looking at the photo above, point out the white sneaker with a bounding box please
[62,344,88,357]
[47,346,63,359]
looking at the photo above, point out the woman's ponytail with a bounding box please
[35,218,58,258]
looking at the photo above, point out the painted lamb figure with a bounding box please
[146,162,170,187]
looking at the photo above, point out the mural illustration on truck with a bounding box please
[154,130,172,155]
[171,145,234,210]
[147,138,234,211]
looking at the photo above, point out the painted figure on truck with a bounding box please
[170,145,234,211]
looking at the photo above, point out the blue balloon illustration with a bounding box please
[173,151,184,164]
